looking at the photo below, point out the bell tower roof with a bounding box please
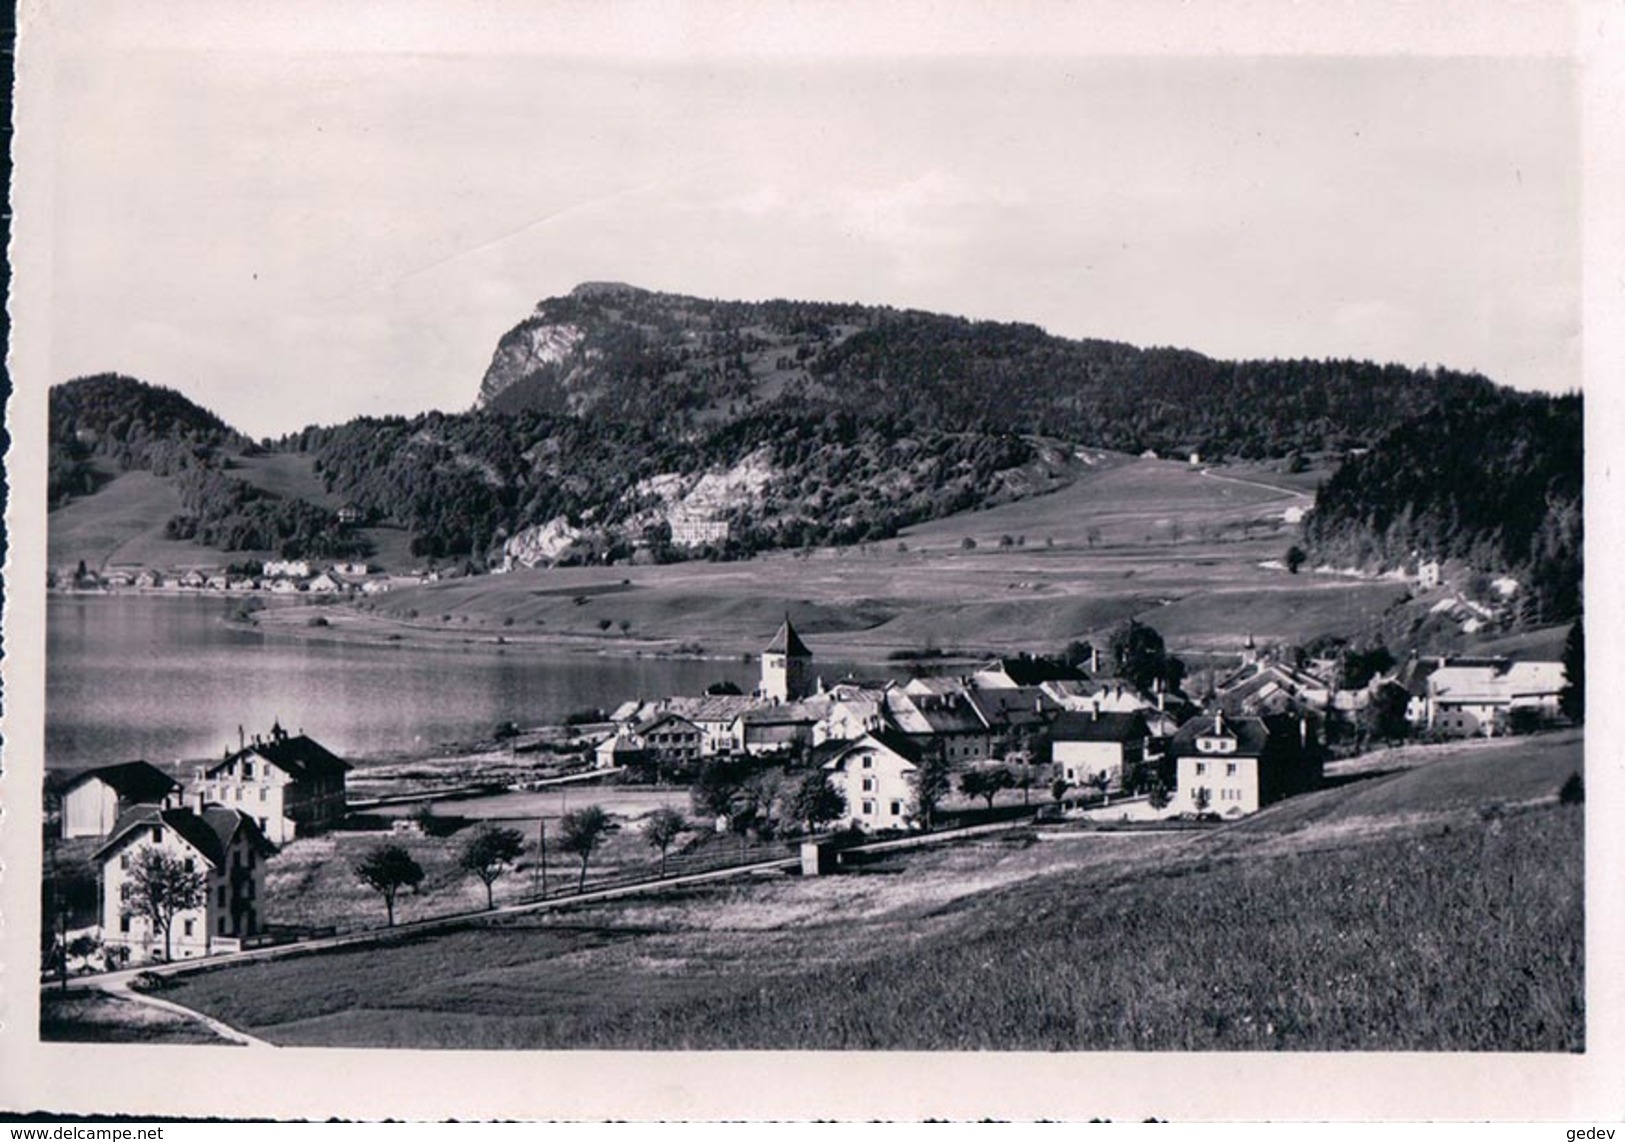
[765,614,811,658]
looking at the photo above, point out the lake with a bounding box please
[46,594,826,770]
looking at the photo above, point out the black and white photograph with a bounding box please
[3,0,1621,1124]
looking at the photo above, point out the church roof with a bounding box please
[765,615,811,657]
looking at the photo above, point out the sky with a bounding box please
[25,1,1585,438]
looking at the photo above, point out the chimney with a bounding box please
[1157,687,1166,712]
[1214,709,1223,734]
[1091,697,1100,721]
[1300,716,1308,750]
[1090,647,1100,674]
[238,724,245,750]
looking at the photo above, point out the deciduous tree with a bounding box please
[559,805,614,892]
[788,771,847,833]
[121,847,206,962]
[459,826,525,910]
[641,806,688,876]
[959,766,1015,810]
[354,843,425,927]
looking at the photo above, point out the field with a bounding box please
[227,454,1428,662]
[39,990,237,1046]
[160,730,1584,1051]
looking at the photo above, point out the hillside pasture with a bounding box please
[163,733,1583,1051]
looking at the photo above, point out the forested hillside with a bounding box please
[1302,391,1582,623]
[480,283,1497,459]
[48,375,364,560]
[48,374,245,504]
[48,285,1580,620]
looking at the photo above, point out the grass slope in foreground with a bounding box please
[164,732,1583,1051]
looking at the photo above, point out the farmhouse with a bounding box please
[194,723,350,844]
[972,656,1086,690]
[884,688,993,764]
[594,728,649,771]
[95,803,274,962]
[821,730,922,832]
[737,701,824,756]
[59,761,183,839]
[1212,658,1333,716]
[1168,710,1321,817]
[663,694,761,755]
[1426,660,1566,737]
[634,711,704,771]
[1049,709,1151,792]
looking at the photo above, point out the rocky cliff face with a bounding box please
[502,516,581,568]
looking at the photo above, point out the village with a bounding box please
[44,608,1573,976]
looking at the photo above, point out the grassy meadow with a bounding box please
[39,990,237,1046]
[163,730,1584,1051]
[229,453,1420,661]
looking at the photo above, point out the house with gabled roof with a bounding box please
[634,711,705,772]
[883,687,992,764]
[95,803,274,962]
[737,699,827,756]
[972,656,1087,690]
[821,729,923,832]
[194,722,350,844]
[1426,659,1566,736]
[60,761,184,839]
[1049,709,1151,792]
[1168,710,1320,817]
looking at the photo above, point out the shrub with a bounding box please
[1558,773,1584,805]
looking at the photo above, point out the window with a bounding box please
[259,788,267,802]
[862,799,876,815]
[184,857,195,872]
[861,756,873,769]
[151,826,163,843]
[1225,763,1238,776]
[218,885,227,907]
[862,777,876,792]
[243,761,254,779]
[1195,762,1207,775]
[119,915,131,934]
[218,917,227,936]
[120,854,130,871]
[183,919,194,937]
[890,800,903,816]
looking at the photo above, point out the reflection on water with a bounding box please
[46,595,772,768]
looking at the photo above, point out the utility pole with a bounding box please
[538,818,549,899]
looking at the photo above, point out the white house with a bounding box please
[1167,711,1321,817]
[821,730,922,832]
[263,559,312,579]
[59,761,183,839]
[1049,709,1150,791]
[94,804,274,962]
[193,723,350,844]
[1426,660,1567,736]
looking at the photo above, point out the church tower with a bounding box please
[761,615,813,702]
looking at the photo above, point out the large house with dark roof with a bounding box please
[1049,710,1151,792]
[194,723,350,844]
[95,804,274,962]
[820,729,922,832]
[1168,710,1321,817]
[59,761,183,838]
